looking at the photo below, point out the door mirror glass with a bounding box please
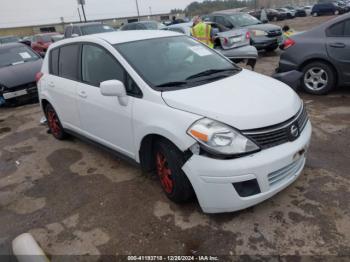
[100,80,126,97]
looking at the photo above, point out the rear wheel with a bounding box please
[302,61,336,95]
[154,139,194,203]
[334,10,339,15]
[45,103,67,140]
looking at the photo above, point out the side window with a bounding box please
[328,21,345,37]
[215,16,232,28]
[344,20,350,36]
[65,26,73,38]
[50,48,59,76]
[59,44,80,80]
[72,26,81,36]
[82,44,125,86]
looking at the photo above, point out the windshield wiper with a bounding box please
[155,81,189,88]
[186,68,237,80]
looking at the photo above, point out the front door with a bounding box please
[326,19,350,83]
[76,44,135,158]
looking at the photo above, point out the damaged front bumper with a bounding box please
[272,69,303,90]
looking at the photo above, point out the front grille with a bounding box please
[268,157,305,187]
[268,29,282,37]
[242,105,309,150]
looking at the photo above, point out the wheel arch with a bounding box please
[138,133,193,172]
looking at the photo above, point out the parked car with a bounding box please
[303,5,313,16]
[247,8,286,21]
[295,6,308,17]
[166,22,258,68]
[204,11,283,51]
[275,8,296,19]
[120,21,166,31]
[277,13,350,94]
[38,30,311,213]
[31,33,60,54]
[0,43,42,105]
[285,6,299,16]
[64,22,114,38]
[311,2,343,16]
[0,35,20,45]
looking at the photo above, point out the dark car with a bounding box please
[204,11,283,51]
[276,14,350,95]
[248,9,286,21]
[295,6,308,17]
[64,22,114,38]
[0,35,20,45]
[120,21,166,31]
[31,33,60,54]
[0,43,42,105]
[311,2,343,16]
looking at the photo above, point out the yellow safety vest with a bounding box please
[191,22,214,48]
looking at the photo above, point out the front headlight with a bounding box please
[187,118,260,157]
[251,30,268,36]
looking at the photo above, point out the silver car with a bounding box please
[166,22,258,69]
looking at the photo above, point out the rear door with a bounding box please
[47,44,81,130]
[326,19,350,83]
[76,43,137,158]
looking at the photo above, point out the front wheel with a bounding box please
[312,12,318,17]
[302,61,336,95]
[154,139,194,203]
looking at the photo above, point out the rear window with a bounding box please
[58,45,80,80]
[327,20,350,37]
[81,24,114,35]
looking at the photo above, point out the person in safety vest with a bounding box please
[282,25,295,40]
[191,16,214,48]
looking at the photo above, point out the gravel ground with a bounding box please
[0,15,349,261]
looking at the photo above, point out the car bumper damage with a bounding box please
[182,121,312,213]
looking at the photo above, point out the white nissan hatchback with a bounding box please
[38,31,312,213]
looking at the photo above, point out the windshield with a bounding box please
[0,36,19,44]
[143,22,165,30]
[81,25,114,35]
[0,45,39,68]
[115,36,240,90]
[37,34,57,43]
[229,13,262,27]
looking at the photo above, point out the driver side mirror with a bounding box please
[71,33,79,38]
[100,80,128,106]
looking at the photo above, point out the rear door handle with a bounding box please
[330,42,346,48]
[78,90,87,98]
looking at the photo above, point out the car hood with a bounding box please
[0,59,42,89]
[244,23,281,32]
[161,69,301,130]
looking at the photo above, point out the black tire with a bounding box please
[265,45,278,52]
[301,61,336,95]
[154,139,194,203]
[45,103,67,140]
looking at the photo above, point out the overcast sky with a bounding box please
[0,0,198,28]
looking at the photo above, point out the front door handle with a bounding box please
[330,42,346,48]
[78,90,87,98]
[48,82,55,88]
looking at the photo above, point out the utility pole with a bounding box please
[77,7,82,22]
[149,6,152,16]
[135,0,140,20]
[77,0,87,22]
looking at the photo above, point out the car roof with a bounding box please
[0,35,17,39]
[68,22,103,27]
[55,30,181,46]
